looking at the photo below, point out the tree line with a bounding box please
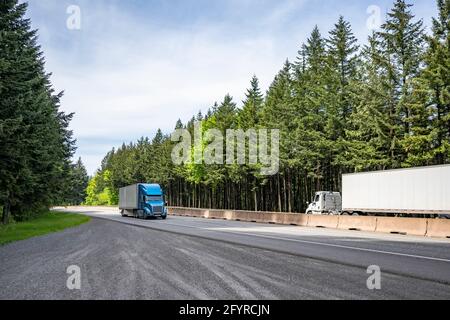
[1,1,88,223]
[88,0,449,213]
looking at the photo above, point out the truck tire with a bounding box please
[161,215,167,220]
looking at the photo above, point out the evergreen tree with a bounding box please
[238,76,264,129]
[325,17,360,190]
[407,0,450,165]
[0,1,75,223]
[237,76,265,210]
[378,0,426,166]
[214,94,237,133]
[342,34,393,171]
[65,158,89,205]
[327,16,359,126]
[291,28,329,188]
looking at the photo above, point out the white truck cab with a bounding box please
[306,191,342,215]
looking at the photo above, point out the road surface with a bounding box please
[1,207,450,300]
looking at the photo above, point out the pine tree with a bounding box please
[1,1,75,222]
[236,76,265,210]
[214,94,237,133]
[325,17,360,189]
[378,0,426,166]
[66,158,89,205]
[412,0,450,165]
[327,16,359,126]
[291,27,329,189]
[237,76,264,129]
[342,34,394,171]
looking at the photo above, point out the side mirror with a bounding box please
[165,202,169,207]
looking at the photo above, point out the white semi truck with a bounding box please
[306,165,450,217]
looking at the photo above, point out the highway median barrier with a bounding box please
[246,211,266,223]
[223,210,234,220]
[169,207,205,218]
[233,211,250,221]
[207,210,226,220]
[268,213,285,225]
[166,207,450,239]
[261,212,280,224]
[426,219,450,238]
[375,217,428,236]
[307,215,340,229]
[282,214,309,226]
[338,216,377,232]
[240,211,282,224]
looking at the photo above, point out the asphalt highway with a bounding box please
[1,207,449,300]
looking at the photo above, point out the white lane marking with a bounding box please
[75,211,450,264]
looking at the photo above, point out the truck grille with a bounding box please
[153,206,163,214]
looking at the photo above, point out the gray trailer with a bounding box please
[119,184,140,210]
[119,183,167,220]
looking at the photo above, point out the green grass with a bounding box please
[0,211,91,246]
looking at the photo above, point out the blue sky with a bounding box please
[25,0,438,175]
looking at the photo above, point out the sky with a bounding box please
[24,0,438,175]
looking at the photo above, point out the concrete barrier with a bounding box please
[166,207,450,239]
[426,219,450,238]
[261,212,277,224]
[338,216,377,232]
[170,207,205,218]
[375,217,428,236]
[233,211,249,221]
[207,210,228,220]
[282,214,309,226]
[246,211,266,223]
[63,206,119,212]
[262,212,279,224]
[273,213,286,224]
[223,210,234,220]
[307,215,340,229]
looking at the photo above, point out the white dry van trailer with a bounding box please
[306,165,450,216]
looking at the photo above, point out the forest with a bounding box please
[86,0,450,213]
[2,0,448,218]
[0,1,88,223]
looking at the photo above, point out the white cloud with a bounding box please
[38,4,287,174]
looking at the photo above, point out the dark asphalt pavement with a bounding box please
[1,208,450,300]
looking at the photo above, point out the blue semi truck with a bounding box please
[119,184,168,220]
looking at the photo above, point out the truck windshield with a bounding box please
[145,195,162,202]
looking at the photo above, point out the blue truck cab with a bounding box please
[119,183,168,220]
